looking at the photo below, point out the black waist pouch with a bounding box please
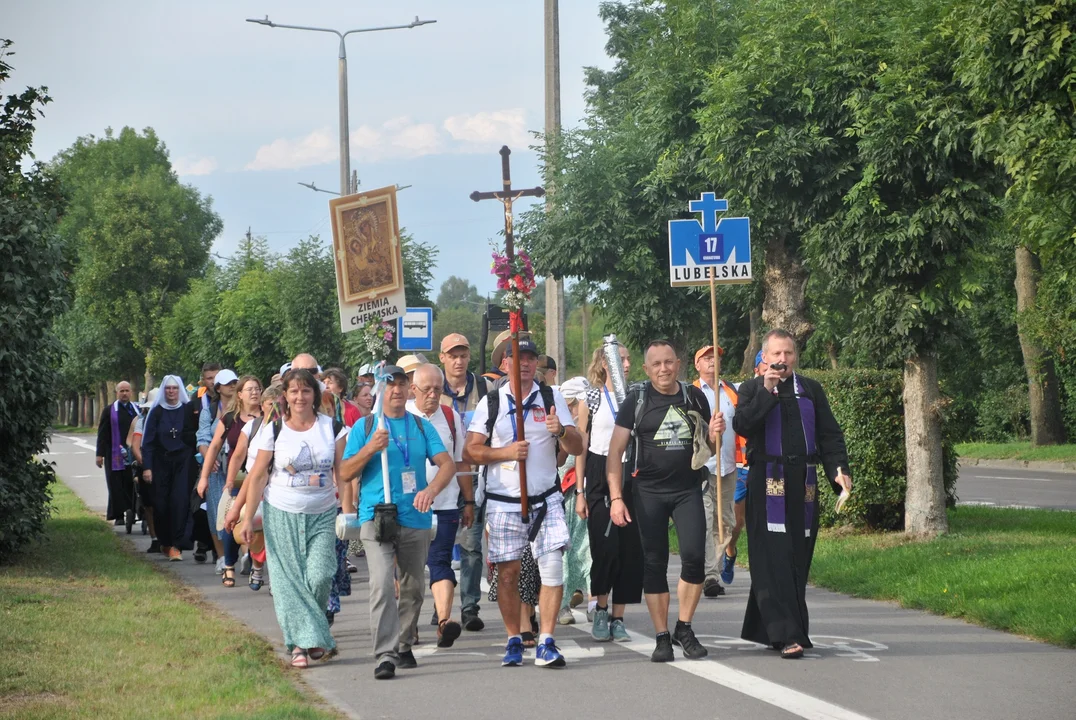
[373,503,399,544]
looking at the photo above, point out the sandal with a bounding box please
[781,643,804,659]
[521,631,536,648]
[249,565,264,591]
[290,648,309,668]
[437,619,462,648]
[222,567,235,588]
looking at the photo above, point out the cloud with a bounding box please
[173,156,218,176]
[245,109,532,170]
[443,109,531,151]
[245,129,336,171]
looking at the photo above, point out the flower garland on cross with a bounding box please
[361,318,395,364]
[491,245,537,333]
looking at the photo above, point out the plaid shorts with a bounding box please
[486,498,570,564]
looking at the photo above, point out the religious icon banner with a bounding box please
[329,185,407,333]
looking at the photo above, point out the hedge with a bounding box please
[801,369,958,531]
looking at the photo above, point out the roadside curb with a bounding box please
[959,457,1076,474]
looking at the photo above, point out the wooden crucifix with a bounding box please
[471,145,545,520]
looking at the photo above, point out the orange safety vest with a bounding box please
[694,378,748,468]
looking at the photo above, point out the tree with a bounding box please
[436,275,483,311]
[53,128,222,389]
[274,236,345,366]
[0,40,72,560]
[946,0,1076,445]
[216,269,284,381]
[156,273,227,382]
[806,2,1002,536]
[401,231,438,310]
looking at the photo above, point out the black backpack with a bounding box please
[624,381,697,479]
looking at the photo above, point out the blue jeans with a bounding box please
[428,510,460,587]
[458,503,485,614]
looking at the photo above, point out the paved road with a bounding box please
[47,435,1076,720]
[957,463,1076,510]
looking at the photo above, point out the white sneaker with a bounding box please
[238,552,252,576]
[215,557,225,575]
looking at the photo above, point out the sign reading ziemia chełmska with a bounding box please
[329,185,407,333]
[667,192,752,287]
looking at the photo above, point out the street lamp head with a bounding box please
[246,16,274,27]
[409,17,437,28]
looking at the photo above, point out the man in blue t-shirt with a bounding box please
[341,365,456,680]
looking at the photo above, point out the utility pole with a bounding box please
[544,0,567,374]
[245,226,253,268]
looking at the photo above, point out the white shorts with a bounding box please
[486,498,570,564]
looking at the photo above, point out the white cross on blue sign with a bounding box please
[668,192,752,287]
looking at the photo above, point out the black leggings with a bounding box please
[632,483,706,594]
[585,452,644,603]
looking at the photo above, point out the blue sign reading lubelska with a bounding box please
[667,192,752,287]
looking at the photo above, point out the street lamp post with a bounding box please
[247,14,436,196]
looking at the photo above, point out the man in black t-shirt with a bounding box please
[607,340,725,663]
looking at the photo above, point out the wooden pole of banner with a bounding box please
[710,272,725,544]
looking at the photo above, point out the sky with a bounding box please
[6,0,614,298]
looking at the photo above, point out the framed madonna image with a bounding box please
[329,186,406,332]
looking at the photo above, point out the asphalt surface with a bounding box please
[47,434,1076,720]
[956,462,1076,510]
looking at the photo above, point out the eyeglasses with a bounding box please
[413,385,440,396]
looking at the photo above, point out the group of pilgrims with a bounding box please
[95,325,851,678]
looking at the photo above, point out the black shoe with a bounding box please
[462,612,485,632]
[703,578,725,598]
[651,633,674,663]
[430,609,439,626]
[672,622,708,659]
[325,611,335,628]
[194,545,208,563]
[146,539,160,554]
[374,661,396,680]
[396,650,418,669]
[114,518,124,526]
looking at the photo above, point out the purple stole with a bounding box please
[764,374,818,537]
[109,401,134,471]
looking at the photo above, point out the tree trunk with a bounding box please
[99,383,109,416]
[903,353,948,536]
[580,295,589,377]
[761,234,813,348]
[827,342,839,370]
[1014,246,1066,445]
[78,394,87,427]
[740,307,762,376]
[144,356,154,395]
[106,380,117,405]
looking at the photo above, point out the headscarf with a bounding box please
[151,375,190,414]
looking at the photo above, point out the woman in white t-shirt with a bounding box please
[574,344,644,643]
[240,370,349,668]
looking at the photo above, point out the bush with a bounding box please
[0,41,70,562]
[974,384,1030,442]
[802,370,959,531]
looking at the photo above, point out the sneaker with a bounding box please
[463,612,485,632]
[610,619,630,642]
[325,611,335,627]
[215,557,226,575]
[167,547,182,562]
[430,609,439,626]
[146,539,160,554]
[346,559,358,574]
[720,553,737,586]
[238,552,252,576]
[396,650,418,669]
[586,606,595,623]
[591,607,611,642]
[703,578,725,598]
[437,620,462,648]
[193,545,207,563]
[570,589,585,608]
[374,661,396,680]
[535,637,566,668]
[672,622,708,660]
[557,607,575,625]
[502,637,524,667]
[651,633,674,663]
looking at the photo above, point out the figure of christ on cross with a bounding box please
[470,145,545,518]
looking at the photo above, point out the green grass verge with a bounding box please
[0,484,342,720]
[811,506,1076,648]
[956,441,1076,463]
[50,426,96,435]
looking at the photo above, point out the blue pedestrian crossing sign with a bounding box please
[397,307,434,352]
[668,192,752,287]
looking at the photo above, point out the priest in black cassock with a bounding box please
[733,329,851,659]
[95,380,138,526]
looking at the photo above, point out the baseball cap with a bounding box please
[440,333,470,353]
[538,355,557,371]
[559,376,590,402]
[492,329,532,367]
[358,364,375,377]
[505,338,540,358]
[398,354,428,375]
[381,365,408,380]
[693,345,725,364]
[214,369,239,386]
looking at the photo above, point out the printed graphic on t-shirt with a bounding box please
[282,442,331,488]
[653,406,691,450]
